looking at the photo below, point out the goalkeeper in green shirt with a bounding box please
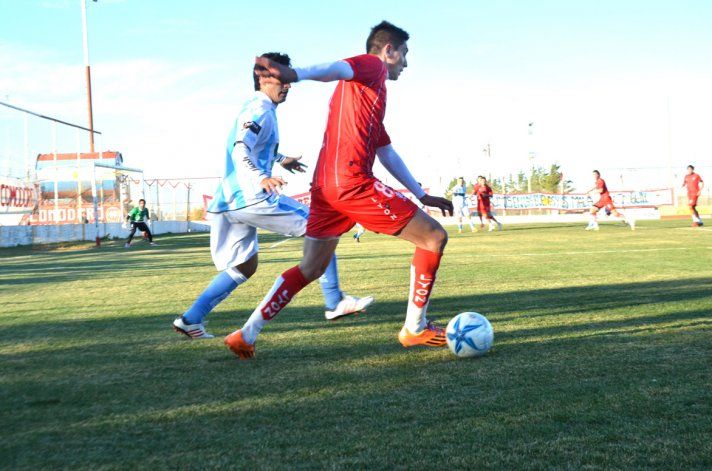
[124,199,155,247]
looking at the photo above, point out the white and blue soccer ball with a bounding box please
[446,312,494,358]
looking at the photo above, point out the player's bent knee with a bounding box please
[421,223,448,253]
[432,227,448,252]
[236,255,259,279]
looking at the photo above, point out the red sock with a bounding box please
[259,266,310,320]
[406,247,443,332]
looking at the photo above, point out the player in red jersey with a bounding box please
[472,176,502,231]
[682,165,704,227]
[224,21,454,358]
[585,170,635,230]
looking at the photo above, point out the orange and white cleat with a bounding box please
[224,329,255,359]
[398,321,447,347]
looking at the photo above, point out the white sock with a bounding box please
[405,266,429,333]
[241,276,284,344]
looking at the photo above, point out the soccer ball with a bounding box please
[446,312,494,358]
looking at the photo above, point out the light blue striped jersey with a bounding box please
[208,91,280,212]
[452,184,467,206]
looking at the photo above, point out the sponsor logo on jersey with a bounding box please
[243,121,262,134]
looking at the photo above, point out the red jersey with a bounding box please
[684,173,703,195]
[596,178,609,197]
[312,54,390,191]
[472,183,493,202]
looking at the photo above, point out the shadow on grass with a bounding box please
[2,298,710,469]
[6,285,709,349]
[3,276,710,347]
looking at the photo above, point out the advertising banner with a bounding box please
[0,178,39,215]
[27,202,123,225]
[485,189,673,211]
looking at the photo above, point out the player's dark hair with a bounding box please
[477,175,485,180]
[688,164,695,170]
[593,170,600,176]
[366,21,410,54]
[253,52,291,91]
[139,198,146,204]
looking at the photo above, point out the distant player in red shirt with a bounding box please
[224,21,454,359]
[682,165,704,227]
[472,176,502,231]
[585,170,635,230]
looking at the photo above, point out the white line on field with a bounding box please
[673,227,712,232]
[268,238,294,249]
[485,247,706,258]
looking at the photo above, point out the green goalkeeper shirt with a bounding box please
[128,207,149,222]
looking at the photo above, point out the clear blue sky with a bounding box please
[5,0,710,81]
[2,0,711,190]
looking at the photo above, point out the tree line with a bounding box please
[446,164,573,196]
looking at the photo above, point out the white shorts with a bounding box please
[209,195,308,271]
[453,203,470,217]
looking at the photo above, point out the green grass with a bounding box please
[1,220,711,469]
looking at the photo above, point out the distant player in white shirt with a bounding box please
[173,52,373,339]
[452,177,475,233]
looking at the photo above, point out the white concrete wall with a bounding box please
[0,209,661,248]
[0,221,210,247]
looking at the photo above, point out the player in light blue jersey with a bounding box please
[173,52,373,339]
[452,177,475,233]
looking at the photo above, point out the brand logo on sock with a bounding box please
[261,289,291,320]
[413,273,433,306]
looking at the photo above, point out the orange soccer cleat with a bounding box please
[224,330,255,359]
[398,321,447,347]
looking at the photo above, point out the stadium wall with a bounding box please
[0,221,209,247]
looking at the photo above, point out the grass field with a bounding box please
[1,220,711,469]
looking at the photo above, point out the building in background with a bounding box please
[29,151,129,225]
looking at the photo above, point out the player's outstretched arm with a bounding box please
[294,61,354,82]
[376,145,453,216]
[254,57,353,83]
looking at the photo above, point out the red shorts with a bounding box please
[688,194,699,207]
[477,202,491,214]
[594,196,615,211]
[306,179,419,238]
